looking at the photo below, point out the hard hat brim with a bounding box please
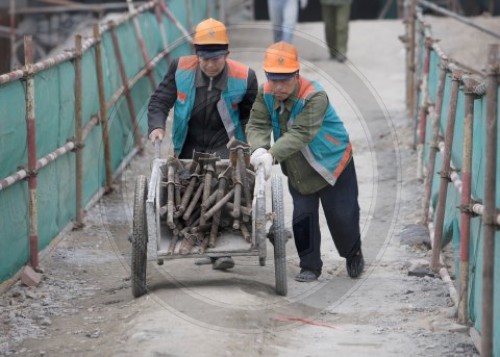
[265,71,297,80]
[197,50,228,59]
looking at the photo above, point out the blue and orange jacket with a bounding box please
[262,77,352,185]
[172,56,249,155]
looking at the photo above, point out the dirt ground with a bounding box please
[0,18,489,357]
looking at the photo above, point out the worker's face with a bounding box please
[198,53,229,77]
[268,74,299,101]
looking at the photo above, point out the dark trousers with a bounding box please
[288,159,360,276]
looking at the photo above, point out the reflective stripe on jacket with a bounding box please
[172,56,249,155]
[263,77,352,185]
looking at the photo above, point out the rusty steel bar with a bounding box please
[183,183,204,222]
[431,70,461,271]
[457,79,476,325]
[200,161,216,226]
[232,158,242,230]
[24,36,39,270]
[203,188,235,221]
[158,0,193,43]
[416,37,432,180]
[418,0,500,40]
[421,60,447,224]
[108,21,143,151]
[481,43,498,357]
[127,0,156,89]
[208,173,228,248]
[74,35,84,228]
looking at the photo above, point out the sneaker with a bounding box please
[346,248,364,278]
[294,269,319,282]
[212,256,235,270]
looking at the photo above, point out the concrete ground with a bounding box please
[0,20,480,357]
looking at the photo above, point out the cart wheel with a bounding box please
[259,257,266,267]
[131,175,148,298]
[271,175,287,296]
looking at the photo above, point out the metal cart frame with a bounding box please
[130,156,288,297]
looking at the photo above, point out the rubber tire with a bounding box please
[271,175,287,296]
[132,175,148,298]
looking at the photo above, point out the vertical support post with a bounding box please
[127,0,157,90]
[431,70,461,271]
[206,0,212,18]
[109,21,143,152]
[93,24,113,193]
[9,0,16,69]
[24,35,38,270]
[416,36,432,180]
[457,77,476,325]
[422,60,447,224]
[481,43,498,357]
[74,34,84,228]
[407,0,417,118]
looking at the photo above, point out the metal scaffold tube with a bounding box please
[24,36,39,270]
[421,61,447,225]
[93,24,113,193]
[74,34,84,228]
[481,43,498,357]
[431,69,461,271]
[457,77,476,325]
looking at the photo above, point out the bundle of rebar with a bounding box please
[159,145,255,256]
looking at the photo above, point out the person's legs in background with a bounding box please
[335,3,351,59]
[321,4,337,58]
[268,0,285,42]
[281,0,299,43]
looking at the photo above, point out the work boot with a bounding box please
[346,248,364,278]
[194,257,216,265]
[212,256,235,270]
[294,269,319,282]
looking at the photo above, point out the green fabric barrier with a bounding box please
[419,33,500,354]
[0,0,217,282]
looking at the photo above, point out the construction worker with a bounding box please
[247,42,364,282]
[148,18,258,270]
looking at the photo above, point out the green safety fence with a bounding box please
[0,0,217,283]
[413,12,500,356]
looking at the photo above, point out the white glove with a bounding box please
[299,0,308,9]
[250,148,267,164]
[251,152,273,180]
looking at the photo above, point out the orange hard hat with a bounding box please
[262,41,300,74]
[193,18,229,45]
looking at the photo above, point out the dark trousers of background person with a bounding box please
[321,3,351,58]
[288,159,361,277]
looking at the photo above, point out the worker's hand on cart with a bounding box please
[250,148,273,180]
[149,128,165,142]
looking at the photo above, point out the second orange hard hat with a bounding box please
[263,41,300,74]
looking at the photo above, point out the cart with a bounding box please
[130,142,287,297]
